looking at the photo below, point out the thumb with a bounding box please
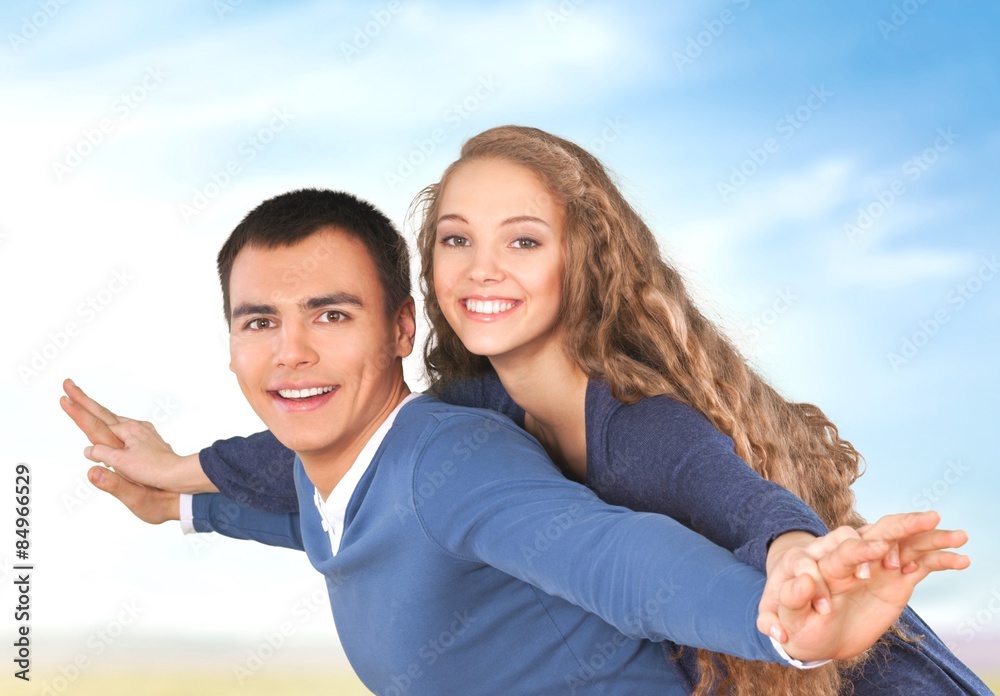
[85,444,121,467]
[88,465,122,494]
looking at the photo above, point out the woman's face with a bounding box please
[432,158,567,365]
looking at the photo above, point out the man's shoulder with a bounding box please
[387,394,546,472]
[396,393,525,435]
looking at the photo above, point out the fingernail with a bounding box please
[84,446,92,459]
[887,548,900,569]
[89,468,105,485]
[769,625,781,641]
[857,562,871,579]
[816,598,831,615]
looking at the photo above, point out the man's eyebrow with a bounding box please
[303,293,364,310]
[232,302,277,319]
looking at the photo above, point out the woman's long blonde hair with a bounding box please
[413,125,867,695]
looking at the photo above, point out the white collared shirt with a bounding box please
[312,392,420,555]
[179,392,421,545]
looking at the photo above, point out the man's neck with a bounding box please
[300,380,411,500]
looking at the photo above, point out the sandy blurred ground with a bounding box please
[25,668,1000,695]
[30,670,372,696]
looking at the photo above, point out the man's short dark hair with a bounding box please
[217,189,411,325]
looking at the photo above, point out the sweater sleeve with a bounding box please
[191,492,303,551]
[598,396,828,570]
[199,431,299,514]
[412,413,783,664]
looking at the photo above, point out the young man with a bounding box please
[64,189,967,695]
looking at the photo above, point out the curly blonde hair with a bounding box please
[413,125,868,695]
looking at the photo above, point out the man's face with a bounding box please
[227,227,414,461]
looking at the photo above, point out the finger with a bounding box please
[756,607,784,644]
[85,443,124,467]
[60,395,124,448]
[818,538,890,582]
[800,525,861,559]
[883,542,901,571]
[901,551,971,576]
[861,511,941,543]
[784,574,816,612]
[63,379,124,426]
[898,529,968,565]
[88,465,141,506]
[788,554,832,615]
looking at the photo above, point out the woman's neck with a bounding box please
[490,343,589,482]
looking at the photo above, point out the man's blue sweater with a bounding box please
[193,395,788,695]
[200,375,992,695]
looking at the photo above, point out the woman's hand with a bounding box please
[762,511,970,662]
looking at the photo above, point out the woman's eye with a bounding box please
[512,237,539,250]
[441,235,469,247]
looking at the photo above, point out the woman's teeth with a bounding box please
[464,299,515,314]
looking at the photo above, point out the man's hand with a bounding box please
[763,511,970,662]
[87,466,180,525]
[60,379,217,494]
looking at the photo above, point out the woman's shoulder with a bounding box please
[589,379,721,435]
[436,371,525,425]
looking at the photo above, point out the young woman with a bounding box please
[66,127,988,695]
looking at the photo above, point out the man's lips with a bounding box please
[268,385,339,412]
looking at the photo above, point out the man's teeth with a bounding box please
[278,386,335,399]
[464,299,515,314]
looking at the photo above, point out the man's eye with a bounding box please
[245,318,273,330]
[319,311,346,323]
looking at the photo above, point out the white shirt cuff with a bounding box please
[179,493,195,534]
[769,635,832,669]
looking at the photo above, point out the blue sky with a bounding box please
[1,0,998,680]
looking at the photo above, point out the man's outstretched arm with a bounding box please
[61,379,298,513]
[87,462,303,551]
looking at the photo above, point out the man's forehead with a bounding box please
[228,231,380,307]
